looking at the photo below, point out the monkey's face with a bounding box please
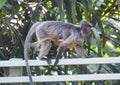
[80,20,92,35]
[86,27,92,35]
[82,24,92,35]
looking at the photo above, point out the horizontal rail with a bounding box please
[0,57,120,83]
[0,73,120,83]
[0,57,120,67]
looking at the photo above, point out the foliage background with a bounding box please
[0,0,120,85]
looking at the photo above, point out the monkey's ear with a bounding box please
[80,19,92,28]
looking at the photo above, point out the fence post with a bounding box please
[9,58,23,85]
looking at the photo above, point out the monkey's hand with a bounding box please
[41,57,52,65]
[54,58,59,65]
[29,46,35,57]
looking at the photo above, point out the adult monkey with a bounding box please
[24,19,92,85]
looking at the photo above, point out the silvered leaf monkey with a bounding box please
[24,19,92,85]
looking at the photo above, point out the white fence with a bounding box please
[0,57,120,83]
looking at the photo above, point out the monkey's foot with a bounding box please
[54,59,59,66]
[41,57,52,65]
[85,55,89,58]
[29,46,35,56]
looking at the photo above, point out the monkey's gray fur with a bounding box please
[24,19,92,85]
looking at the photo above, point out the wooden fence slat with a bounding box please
[0,57,120,67]
[0,73,120,83]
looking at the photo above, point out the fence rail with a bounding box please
[0,57,120,83]
[0,74,120,83]
[0,57,120,67]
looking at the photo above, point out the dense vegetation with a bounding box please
[0,0,120,85]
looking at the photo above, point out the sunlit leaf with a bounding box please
[91,27,101,47]
[103,19,120,30]
[104,53,109,57]
[0,0,7,9]
[94,7,99,10]
[101,16,105,20]
[108,3,112,7]
[3,32,7,35]
[82,16,86,19]
[117,47,120,52]
[105,12,109,16]
[70,0,77,23]
[46,1,52,8]
[110,0,114,2]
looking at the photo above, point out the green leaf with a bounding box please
[70,0,77,23]
[103,19,120,30]
[57,0,64,21]
[91,27,101,56]
[0,0,7,9]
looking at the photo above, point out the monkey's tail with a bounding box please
[24,22,42,85]
[25,22,42,45]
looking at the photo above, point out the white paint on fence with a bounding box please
[9,58,23,85]
[0,57,120,83]
[0,73,120,83]
[0,57,120,67]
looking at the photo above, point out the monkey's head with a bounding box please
[80,19,92,35]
